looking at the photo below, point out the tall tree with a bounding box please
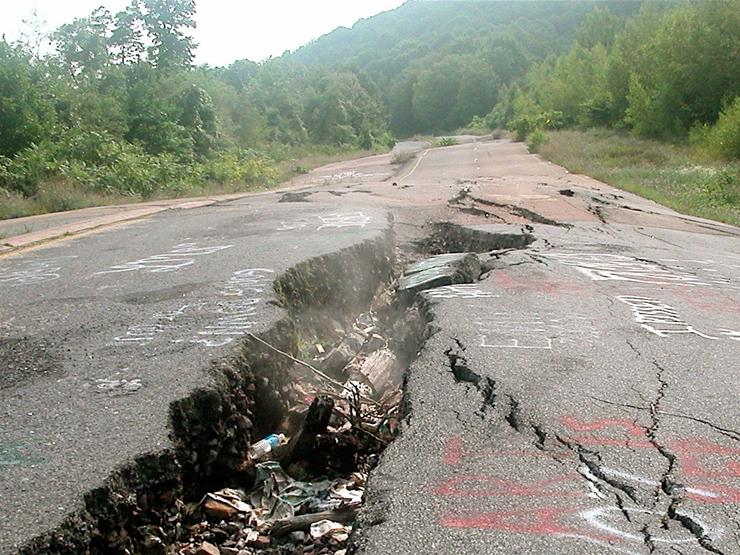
[0,41,56,157]
[52,8,112,78]
[143,0,197,70]
[110,0,146,65]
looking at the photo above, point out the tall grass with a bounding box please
[535,129,739,226]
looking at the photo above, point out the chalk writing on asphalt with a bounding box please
[97,243,232,275]
[277,212,372,232]
[0,256,78,286]
[112,269,274,348]
[190,268,274,347]
[617,296,719,339]
[719,329,740,341]
[437,416,738,553]
[424,284,498,299]
[545,252,738,289]
[476,313,599,350]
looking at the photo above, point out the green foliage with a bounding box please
[703,165,739,206]
[510,93,563,141]
[179,85,218,159]
[7,0,735,221]
[201,150,277,186]
[0,42,56,157]
[690,97,740,161]
[291,1,640,135]
[575,6,621,49]
[143,0,197,69]
[435,137,458,147]
[526,129,547,152]
[538,129,739,226]
[513,1,740,141]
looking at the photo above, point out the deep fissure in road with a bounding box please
[19,223,533,555]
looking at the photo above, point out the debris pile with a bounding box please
[176,311,406,554]
[179,464,363,555]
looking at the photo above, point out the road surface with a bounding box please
[1,139,738,554]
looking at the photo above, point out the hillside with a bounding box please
[290,0,642,133]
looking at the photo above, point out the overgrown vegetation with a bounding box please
[294,1,640,136]
[435,137,459,147]
[504,1,739,165]
[535,129,739,226]
[1,0,737,221]
[0,0,392,219]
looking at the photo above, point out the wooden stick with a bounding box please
[270,507,358,536]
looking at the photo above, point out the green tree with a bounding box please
[179,84,218,158]
[0,41,56,157]
[52,7,112,78]
[110,1,146,65]
[412,57,462,131]
[575,6,621,49]
[143,0,197,70]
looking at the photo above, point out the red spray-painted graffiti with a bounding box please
[435,417,740,549]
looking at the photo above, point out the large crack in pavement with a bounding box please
[427,312,729,554]
[19,230,411,554]
[448,187,573,228]
[18,221,539,554]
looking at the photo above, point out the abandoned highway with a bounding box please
[1,139,739,554]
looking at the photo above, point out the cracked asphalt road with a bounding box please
[359,224,739,554]
[1,138,739,554]
[0,201,390,552]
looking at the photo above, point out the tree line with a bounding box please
[504,1,739,159]
[0,0,390,206]
[1,0,736,217]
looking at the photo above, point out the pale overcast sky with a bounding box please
[1,0,407,66]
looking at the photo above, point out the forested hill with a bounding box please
[289,0,642,134]
[2,0,736,221]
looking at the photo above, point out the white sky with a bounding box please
[1,0,407,66]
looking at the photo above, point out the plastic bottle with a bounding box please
[247,433,286,460]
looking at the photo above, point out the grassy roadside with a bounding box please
[532,129,739,227]
[0,145,386,222]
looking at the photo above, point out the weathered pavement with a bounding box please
[0,200,390,552]
[1,138,738,554]
[351,143,740,554]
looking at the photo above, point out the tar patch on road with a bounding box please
[0,337,63,390]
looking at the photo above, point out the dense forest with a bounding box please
[0,0,737,219]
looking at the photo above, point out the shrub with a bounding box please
[435,137,459,147]
[704,164,739,206]
[526,129,548,152]
[200,150,277,187]
[691,97,740,161]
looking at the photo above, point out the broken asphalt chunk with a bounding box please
[398,252,481,295]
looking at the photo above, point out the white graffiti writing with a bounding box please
[97,243,232,275]
[277,219,310,231]
[0,256,77,286]
[317,212,372,230]
[221,268,273,296]
[113,323,164,345]
[719,329,740,341]
[476,313,598,350]
[94,378,143,394]
[191,268,274,347]
[545,253,718,287]
[424,284,498,299]
[277,212,372,232]
[617,296,718,339]
[580,507,714,546]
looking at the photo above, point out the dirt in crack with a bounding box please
[168,249,430,554]
[448,188,572,228]
[17,233,432,555]
[445,341,496,417]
